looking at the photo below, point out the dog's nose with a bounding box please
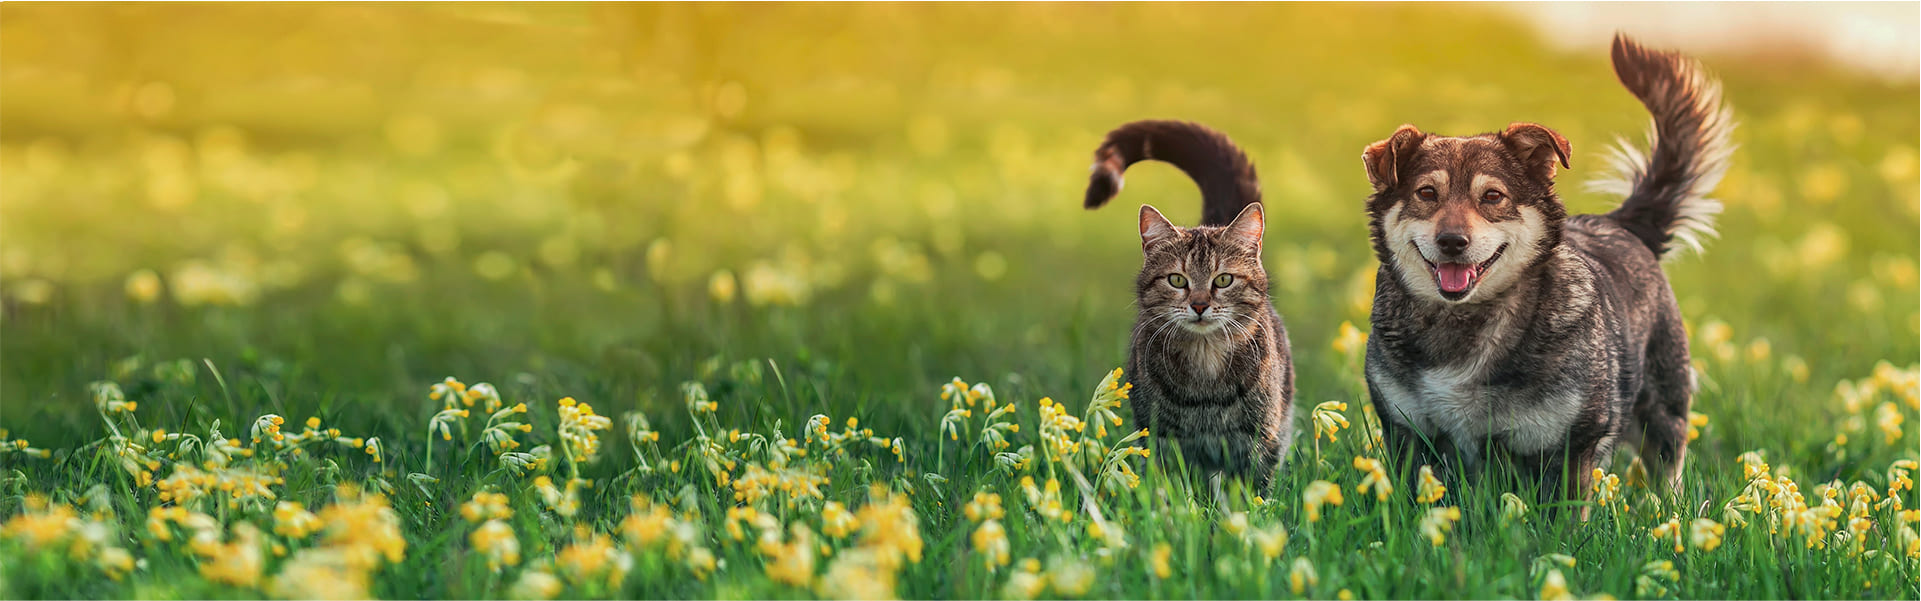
[1190,302,1209,314]
[1436,233,1470,257]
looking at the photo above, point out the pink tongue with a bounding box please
[1436,264,1477,293]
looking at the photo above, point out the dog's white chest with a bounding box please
[1372,359,1583,465]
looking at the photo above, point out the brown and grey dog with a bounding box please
[1083,120,1295,495]
[1358,34,1733,505]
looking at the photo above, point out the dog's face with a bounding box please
[1361,123,1571,303]
[1136,203,1270,335]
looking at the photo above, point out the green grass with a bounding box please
[1,3,1918,600]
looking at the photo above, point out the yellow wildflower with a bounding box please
[1354,456,1394,501]
[471,519,522,571]
[1289,557,1319,595]
[1540,569,1573,601]
[1312,401,1350,442]
[1689,518,1726,552]
[1501,493,1530,524]
[1149,543,1173,579]
[964,492,1004,523]
[1650,516,1684,553]
[972,519,1011,568]
[821,501,859,539]
[1418,506,1461,547]
[1416,465,1446,504]
[1048,558,1096,597]
[1303,480,1344,523]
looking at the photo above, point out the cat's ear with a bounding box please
[1139,204,1178,250]
[1225,203,1264,249]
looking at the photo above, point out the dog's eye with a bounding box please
[1213,274,1233,288]
[1482,189,1506,203]
[1416,186,1437,201]
[1167,274,1187,288]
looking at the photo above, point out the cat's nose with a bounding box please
[1190,302,1209,314]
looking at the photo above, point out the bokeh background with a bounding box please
[2,3,1916,466]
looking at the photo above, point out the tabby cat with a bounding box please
[1083,120,1295,493]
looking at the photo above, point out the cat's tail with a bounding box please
[1596,33,1735,259]
[1084,120,1261,227]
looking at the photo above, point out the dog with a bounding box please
[1357,33,1734,506]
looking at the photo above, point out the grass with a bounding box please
[1,3,1917,599]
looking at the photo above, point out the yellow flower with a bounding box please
[971,520,1011,568]
[1149,543,1173,579]
[763,523,818,587]
[853,485,924,569]
[1636,560,1678,597]
[1303,480,1344,523]
[1251,526,1288,561]
[316,485,407,568]
[194,522,267,588]
[557,396,613,462]
[1687,412,1709,442]
[1289,557,1319,595]
[821,501,859,539]
[1332,320,1368,358]
[1003,569,1047,600]
[510,569,562,600]
[1313,401,1351,442]
[471,519,522,571]
[1047,558,1096,597]
[1500,493,1530,524]
[1874,402,1904,444]
[1591,469,1622,509]
[1416,465,1446,504]
[965,492,1005,523]
[1689,518,1726,552]
[1540,569,1573,601]
[555,529,632,588]
[620,499,674,548]
[1223,511,1250,537]
[460,491,513,523]
[273,501,321,538]
[1354,456,1394,501]
[1418,506,1461,547]
[1650,516,1684,553]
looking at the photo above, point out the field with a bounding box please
[1,4,1918,599]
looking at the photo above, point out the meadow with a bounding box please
[0,4,1917,599]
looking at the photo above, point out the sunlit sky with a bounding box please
[1506,2,1919,82]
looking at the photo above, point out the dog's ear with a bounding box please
[1223,202,1264,251]
[1362,125,1427,192]
[1139,204,1178,250]
[1499,122,1571,181]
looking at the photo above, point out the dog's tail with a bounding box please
[1596,33,1736,259]
[1084,120,1260,227]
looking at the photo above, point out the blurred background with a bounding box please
[1,4,1915,456]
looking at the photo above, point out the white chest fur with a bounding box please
[1370,349,1583,466]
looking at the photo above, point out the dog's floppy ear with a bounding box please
[1499,122,1571,180]
[1139,204,1178,250]
[1362,125,1426,192]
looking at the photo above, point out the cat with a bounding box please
[1083,120,1295,494]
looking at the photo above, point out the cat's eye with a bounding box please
[1213,274,1234,288]
[1416,186,1438,201]
[1167,274,1188,288]
[1482,189,1505,203]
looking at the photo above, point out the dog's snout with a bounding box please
[1436,233,1470,257]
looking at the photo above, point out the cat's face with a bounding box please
[1135,204,1270,336]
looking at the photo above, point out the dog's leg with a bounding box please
[1634,313,1694,496]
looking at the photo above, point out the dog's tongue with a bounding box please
[1436,263,1477,293]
